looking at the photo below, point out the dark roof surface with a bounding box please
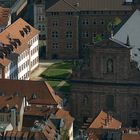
[46,0,132,12]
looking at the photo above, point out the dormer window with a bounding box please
[32,93,37,99]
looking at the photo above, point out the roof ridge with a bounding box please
[62,0,80,11]
[45,82,59,104]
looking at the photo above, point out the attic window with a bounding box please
[25,25,31,32]
[0,51,4,59]
[20,30,25,37]
[23,28,28,34]
[10,40,18,48]
[13,39,21,46]
[32,93,37,99]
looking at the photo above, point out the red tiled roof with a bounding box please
[0,96,22,112]
[0,7,10,26]
[0,18,39,66]
[55,109,74,129]
[122,134,140,140]
[89,111,122,129]
[0,79,60,105]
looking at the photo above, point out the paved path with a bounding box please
[30,60,63,81]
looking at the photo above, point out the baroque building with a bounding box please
[70,38,140,128]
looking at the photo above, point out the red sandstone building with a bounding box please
[70,38,140,128]
[34,0,140,59]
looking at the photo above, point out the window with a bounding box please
[66,43,72,49]
[66,31,72,38]
[38,25,45,31]
[38,15,45,21]
[82,32,89,38]
[93,20,97,24]
[66,20,72,26]
[66,12,73,15]
[101,20,104,25]
[38,25,41,31]
[132,97,138,109]
[82,19,89,25]
[92,33,96,37]
[107,59,114,73]
[52,21,58,26]
[82,44,87,48]
[38,7,43,13]
[42,25,45,31]
[51,12,59,16]
[106,95,115,111]
[52,42,58,49]
[52,31,58,38]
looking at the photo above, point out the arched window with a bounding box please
[132,97,138,109]
[83,95,88,105]
[107,59,114,73]
[106,95,115,111]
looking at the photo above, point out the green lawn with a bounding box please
[41,61,74,93]
[41,69,71,79]
[47,80,60,89]
[40,61,73,80]
[58,82,71,92]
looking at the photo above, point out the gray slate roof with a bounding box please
[114,9,140,68]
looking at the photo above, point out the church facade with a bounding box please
[70,38,140,128]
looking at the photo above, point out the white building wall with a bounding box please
[18,52,30,80]
[69,123,74,140]
[4,34,39,80]
[30,38,39,72]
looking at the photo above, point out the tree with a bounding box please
[107,17,122,36]
[94,34,103,42]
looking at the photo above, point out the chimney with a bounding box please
[105,119,108,126]
[107,112,110,123]
[11,109,16,129]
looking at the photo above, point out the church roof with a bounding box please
[114,9,140,68]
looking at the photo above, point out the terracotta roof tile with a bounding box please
[122,134,140,140]
[0,18,39,66]
[0,96,22,112]
[55,109,74,129]
[0,7,10,26]
[89,111,122,129]
[0,79,60,105]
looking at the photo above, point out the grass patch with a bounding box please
[41,61,73,93]
[59,82,71,92]
[47,80,60,89]
[40,61,73,80]
[41,69,71,79]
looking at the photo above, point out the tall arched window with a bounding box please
[132,97,138,109]
[107,59,114,73]
[106,95,115,111]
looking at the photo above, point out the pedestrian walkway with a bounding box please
[57,80,66,87]
[30,59,63,81]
